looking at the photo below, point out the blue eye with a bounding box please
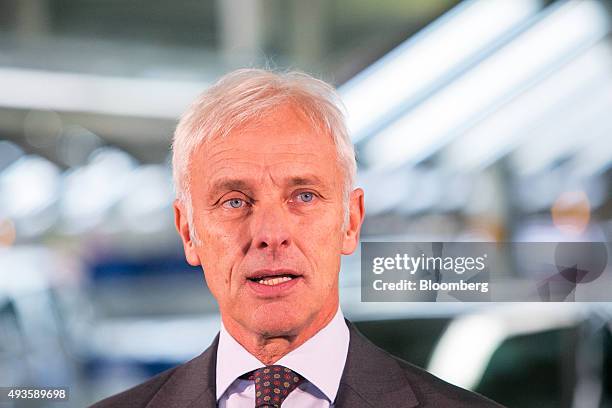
[224,198,245,209]
[297,192,314,202]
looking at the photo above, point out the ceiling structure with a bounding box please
[0,0,610,245]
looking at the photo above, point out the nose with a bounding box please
[250,203,292,253]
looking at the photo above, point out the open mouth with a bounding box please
[247,273,300,286]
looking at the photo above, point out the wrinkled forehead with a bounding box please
[188,105,344,193]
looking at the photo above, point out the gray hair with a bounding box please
[172,68,356,244]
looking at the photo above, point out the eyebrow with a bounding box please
[208,174,325,200]
[286,175,324,188]
[208,178,252,200]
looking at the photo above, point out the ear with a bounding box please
[341,188,365,255]
[173,199,201,266]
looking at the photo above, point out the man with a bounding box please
[91,69,504,407]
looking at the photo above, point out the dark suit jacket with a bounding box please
[90,320,505,407]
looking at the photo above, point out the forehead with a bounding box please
[191,105,343,188]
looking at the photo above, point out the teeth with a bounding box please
[257,276,294,286]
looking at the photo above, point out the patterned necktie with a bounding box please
[242,365,305,407]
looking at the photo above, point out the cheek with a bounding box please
[201,214,248,253]
[305,205,345,244]
[297,207,344,280]
[197,222,248,289]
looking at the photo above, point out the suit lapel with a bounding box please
[142,320,421,407]
[146,334,219,408]
[335,320,420,408]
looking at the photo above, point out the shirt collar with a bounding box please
[215,321,263,401]
[215,307,350,403]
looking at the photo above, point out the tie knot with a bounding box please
[243,365,305,407]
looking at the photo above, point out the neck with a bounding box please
[223,303,339,365]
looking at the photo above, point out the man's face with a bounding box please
[174,104,364,338]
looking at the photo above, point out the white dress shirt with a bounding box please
[216,307,350,407]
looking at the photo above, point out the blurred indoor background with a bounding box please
[0,0,611,407]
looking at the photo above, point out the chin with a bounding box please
[249,303,310,337]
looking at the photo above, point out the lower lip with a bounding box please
[246,277,302,297]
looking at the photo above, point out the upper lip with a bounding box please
[246,269,302,280]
